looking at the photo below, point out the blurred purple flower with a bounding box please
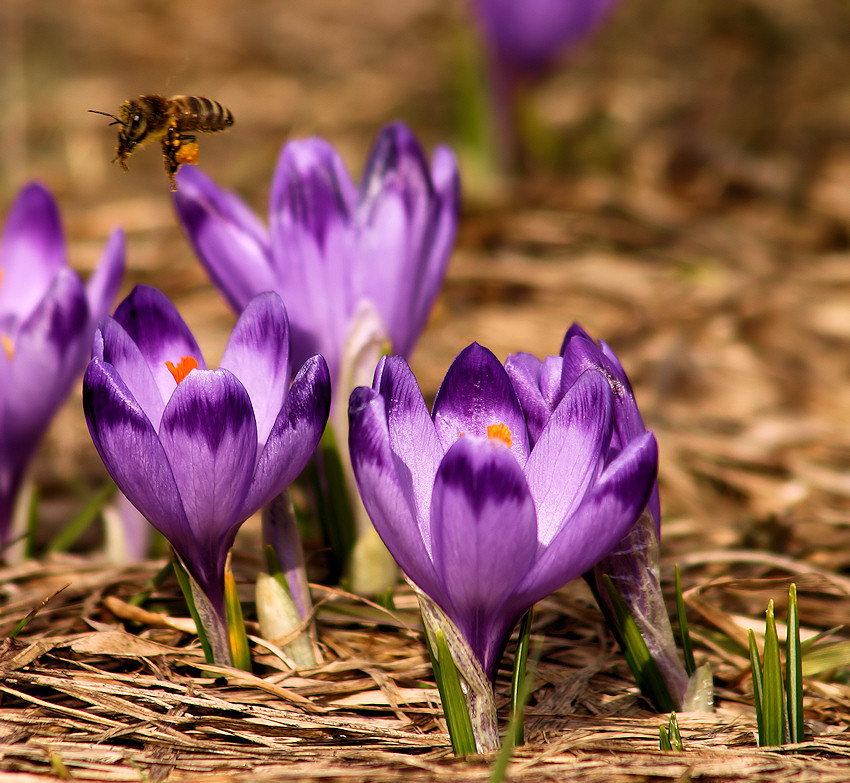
[506,324,688,706]
[83,286,330,615]
[173,123,460,392]
[0,182,124,550]
[471,0,619,78]
[349,342,657,680]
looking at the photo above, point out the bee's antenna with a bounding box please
[88,109,123,126]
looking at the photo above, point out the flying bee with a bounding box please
[90,95,234,190]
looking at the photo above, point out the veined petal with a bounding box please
[271,217,354,380]
[514,430,658,610]
[174,167,276,313]
[82,359,188,551]
[525,371,612,546]
[157,369,257,604]
[358,123,433,222]
[242,354,331,515]
[348,385,444,602]
[3,269,89,436]
[374,356,443,532]
[270,138,356,247]
[505,351,563,444]
[559,323,605,391]
[113,286,206,399]
[95,317,166,429]
[220,292,292,450]
[430,436,537,678]
[85,228,126,330]
[432,343,529,463]
[355,193,411,352]
[0,183,67,316]
[405,144,460,355]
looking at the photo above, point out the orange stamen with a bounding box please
[1,334,13,361]
[487,422,513,448]
[166,355,198,385]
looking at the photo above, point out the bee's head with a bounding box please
[115,99,150,161]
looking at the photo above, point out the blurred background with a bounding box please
[4,0,850,586]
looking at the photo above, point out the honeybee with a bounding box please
[90,94,234,190]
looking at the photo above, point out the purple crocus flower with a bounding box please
[82,286,330,616]
[506,324,689,706]
[173,123,460,397]
[349,342,657,680]
[471,0,619,78]
[0,183,124,550]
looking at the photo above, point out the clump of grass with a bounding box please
[749,583,804,746]
[659,712,684,751]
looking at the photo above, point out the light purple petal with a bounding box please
[472,0,619,74]
[514,430,658,609]
[406,143,460,349]
[431,342,529,464]
[82,359,188,551]
[157,368,257,601]
[270,138,357,248]
[174,166,276,313]
[112,286,206,399]
[2,269,89,437]
[356,125,459,359]
[505,351,563,443]
[348,385,444,603]
[374,355,444,537]
[220,292,292,450]
[0,183,67,317]
[430,436,537,678]
[525,370,611,545]
[269,139,359,378]
[242,353,331,515]
[94,317,166,429]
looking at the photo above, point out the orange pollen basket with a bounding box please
[487,422,513,448]
[166,355,199,385]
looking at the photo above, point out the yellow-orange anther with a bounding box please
[2,334,13,361]
[487,422,513,448]
[166,355,198,385]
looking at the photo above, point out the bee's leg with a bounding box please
[161,124,182,190]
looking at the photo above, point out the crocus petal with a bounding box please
[157,368,258,601]
[3,269,89,433]
[374,355,444,532]
[270,140,358,376]
[356,125,460,359]
[348,385,444,603]
[406,144,461,353]
[85,229,126,331]
[432,343,529,463]
[82,359,188,549]
[504,351,563,444]
[271,138,357,247]
[242,353,331,515]
[473,0,619,75]
[220,291,292,449]
[0,183,66,316]
[524,370,611,546]
[174,167,276,313]
[514,430,658,609]
[94,317,166,429]
[430,435,537,677]
[112,286,206,398]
